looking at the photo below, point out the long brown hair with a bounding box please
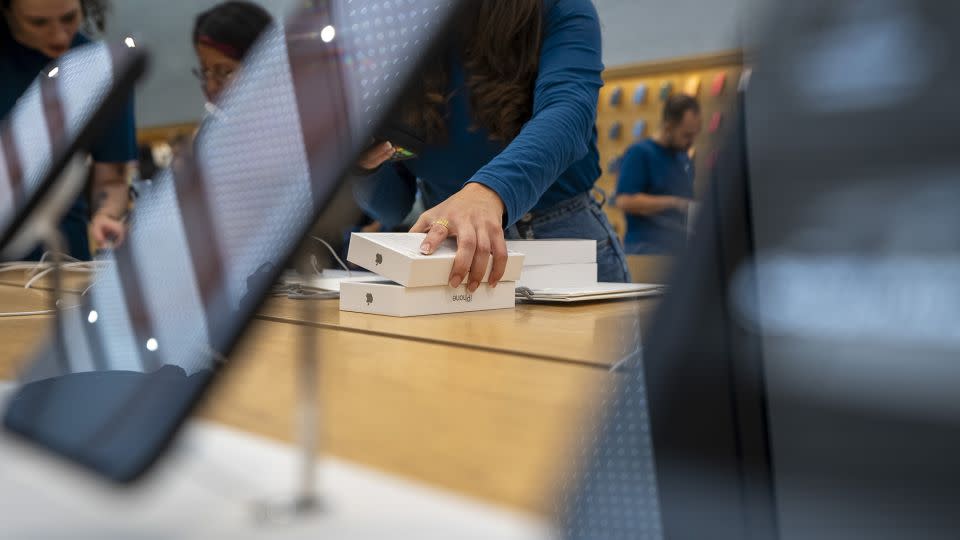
[410,0,544,143]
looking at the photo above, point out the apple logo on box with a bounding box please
[365,293,374,305]
[375,253,383,266]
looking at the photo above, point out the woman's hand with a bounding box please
[89,162,132,249]
[411,183,508,292]
[90,212,127,249]
[357,141,394,172]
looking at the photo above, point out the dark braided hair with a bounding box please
[193,1,272,61]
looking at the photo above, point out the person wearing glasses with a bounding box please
[1,0,136,257]
[191,1,272,106]
[190,1,380,272]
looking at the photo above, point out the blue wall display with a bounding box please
[609,86,624,106]
[609,121,623,140]
[632,120,647,139]
[633,84,648,105]
[659,81,673,101]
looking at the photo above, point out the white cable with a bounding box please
[0,252,96,276]
[0,301,81,318]
[22,266,58,290]
[0,264,44,275]
[0,309,58,317]
[0,252,102,316]
[23,262,92,290]
[39,251,100,267]
[81,280,97,296]
[35,251,83,269]
[311,236,351,277]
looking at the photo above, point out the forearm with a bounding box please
[473,1,604,225]
[470,102,593,225]
[615,193,687,216]
[91,162,132,218]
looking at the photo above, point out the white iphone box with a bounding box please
[340,280,517,317]
[347,233,524,288]
[505,239,596,266]
[519,263,598,290]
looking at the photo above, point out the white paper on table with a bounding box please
[516,282,665,303]
[281,269,383,292]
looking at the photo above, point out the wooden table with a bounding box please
[258,295,653,367]
[0,277,657,516]
[0,285,82,379]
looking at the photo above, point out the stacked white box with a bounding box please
[342,233,523,316]
[507,239,599,290]
[505,239,596,266]
[340,280,517,317]
[348,233,524,287]
[518,263,598,289]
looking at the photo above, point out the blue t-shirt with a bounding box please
[354,0,604,229]
[0,26,137,260]
[615,139,694,253]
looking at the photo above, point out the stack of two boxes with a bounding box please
[340,233,525,317]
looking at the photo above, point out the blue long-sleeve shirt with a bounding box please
[354,0,604,229]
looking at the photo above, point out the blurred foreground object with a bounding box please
[564,1,960,539]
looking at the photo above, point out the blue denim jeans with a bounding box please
[506,192,631,283]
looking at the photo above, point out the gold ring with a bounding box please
[431,218,450,231]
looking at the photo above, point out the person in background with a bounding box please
[191,1,272,105]
[190,1,381,274]
[0,0,136,258]
[613,95,701,255]
[354,0,631,287]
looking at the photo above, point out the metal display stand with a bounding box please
[252,292,325,523]
[26,226,72,377]
[28,215,327,522]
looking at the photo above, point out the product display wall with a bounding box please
[594,51,745,238]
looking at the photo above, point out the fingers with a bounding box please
[410,212,433,234]
[92,217,127,249]
[110,226,127,248]
[376,141,394,163]
[467,227,491,293]
[358,141,394,170]
[411,184,508,291]
[421,219,450,256]
[449,224,475,289]
[412,213,452,256]
[487,225,508,288]
[91,224,107,245]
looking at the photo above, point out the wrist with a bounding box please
[464,182,506,214]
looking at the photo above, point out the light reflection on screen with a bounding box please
[6,0,461,482]
[0,42,116,248]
